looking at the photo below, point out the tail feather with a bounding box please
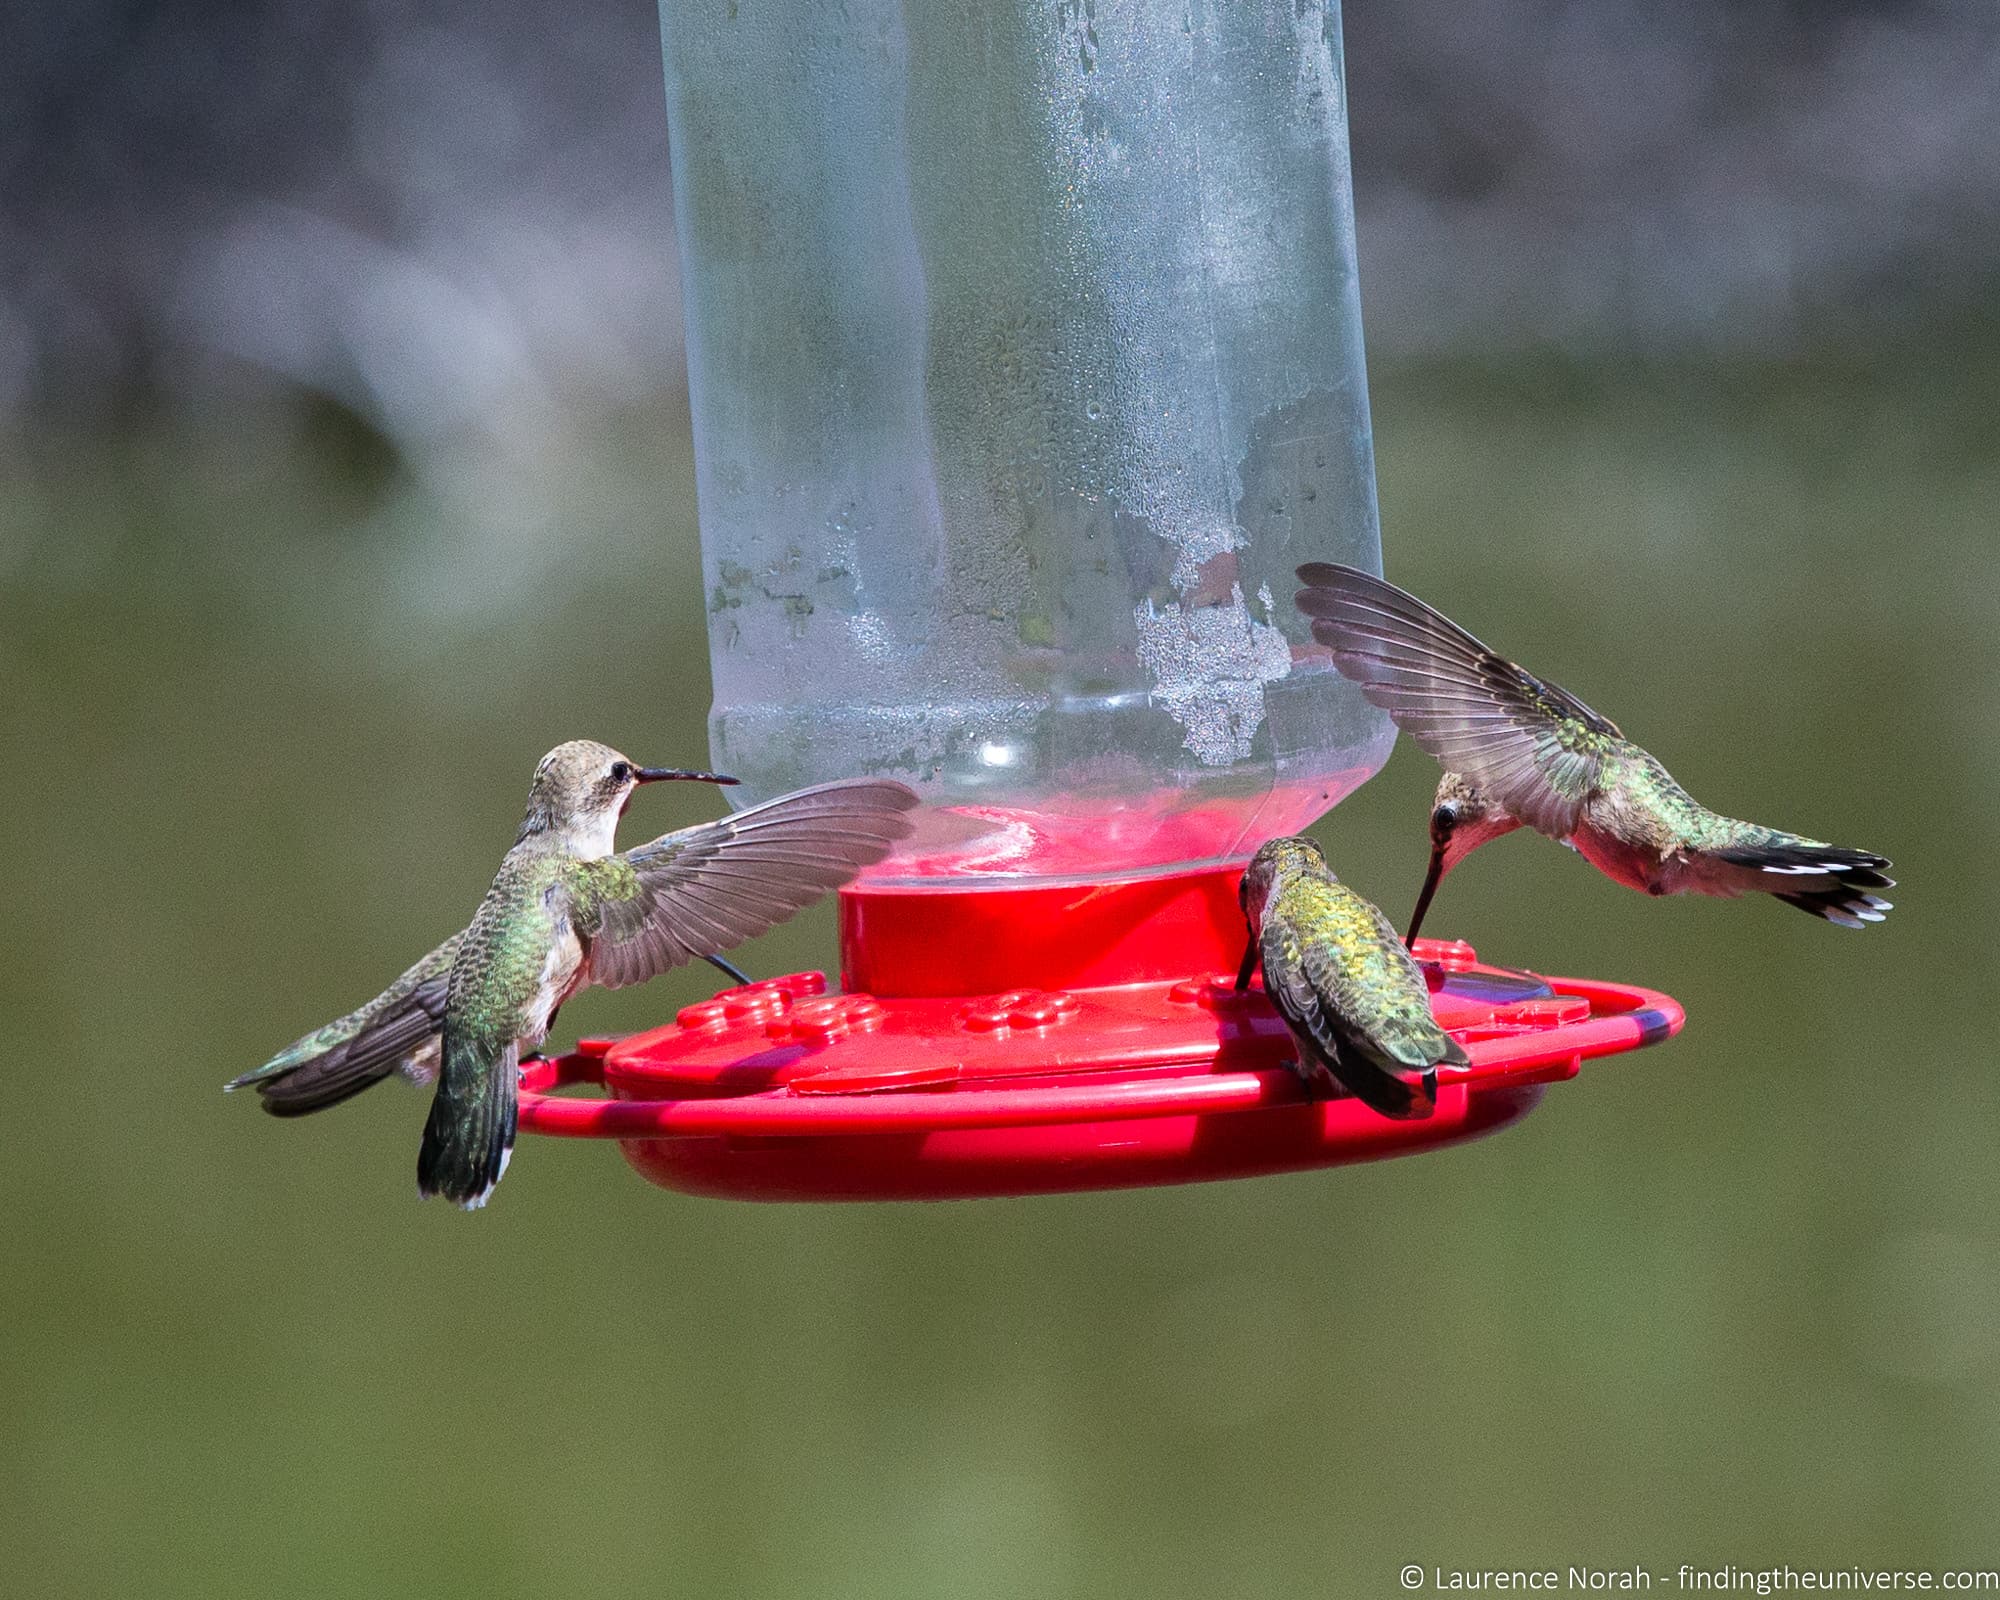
[1326,1028,1456,1121]
[1774,887,1895,929]
[1301,1050,1439,1121]
[1713,839,1895,929]
[416,1037,519,1209]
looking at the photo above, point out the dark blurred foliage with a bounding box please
[4,0,1995,438]
[2,0,679,436]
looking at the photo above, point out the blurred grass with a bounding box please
[2,336,1996,1596]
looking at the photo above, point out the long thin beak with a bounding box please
[1233,938,1259,993]
[635,766,739,786]
[1405,843,1446,945]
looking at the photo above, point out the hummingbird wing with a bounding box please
[227,931,462,1115]
[1303,891,1471,1076]
[1296,562,1623,838]
[580,778,920,991]
[1258,877,1466,1120]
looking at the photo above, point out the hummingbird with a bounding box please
[232,741,920,1208]
[1235,835,1468,1119]
[226,754,745,1120]
[1294,563,1895,943]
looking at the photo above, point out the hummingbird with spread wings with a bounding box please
[230,741,920,1206]
[1295,563,1894,943]
[1236,835,1467,1120]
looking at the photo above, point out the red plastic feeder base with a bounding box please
[517,865,1682,1201]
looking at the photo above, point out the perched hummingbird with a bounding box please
[232,741,920,1208]
[226,754,742,1120]
[1236,836,1468,1119]
[1294,563,1895,942]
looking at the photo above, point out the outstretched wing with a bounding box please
[581,779,920,991]
[1296,562,1623,837]
[227,932,461,1115]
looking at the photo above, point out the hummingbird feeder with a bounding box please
[516,0,1683,1199]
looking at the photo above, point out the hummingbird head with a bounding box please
[516,740,737,855]
[1428,773,1519,874]
[1406,772,1521,941]
[1240,835,1329,921]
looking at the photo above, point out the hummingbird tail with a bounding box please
[1297,1047,1438,1121]
[1711,841,1895,929]
[416,1039,519,1210]
[1771,884,1896,929]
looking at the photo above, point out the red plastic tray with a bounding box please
[517,937,1682,1201]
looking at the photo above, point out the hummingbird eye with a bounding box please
[1432,802,1459,831]
[609,761,634,784]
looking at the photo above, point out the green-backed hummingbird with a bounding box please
[231,741,919,1208]
[1295,563,1894,943]
[226,748,740,1121]
[1236,836,1468,1119]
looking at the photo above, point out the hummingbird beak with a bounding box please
[1405,843,1446,945]
[635,767,739,787]
[1233,939,1259,993]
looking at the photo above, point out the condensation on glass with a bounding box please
[661,0,1394,885]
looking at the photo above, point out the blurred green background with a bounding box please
[4,328,1994,1595]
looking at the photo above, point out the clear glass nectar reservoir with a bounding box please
[662,0,1393,883]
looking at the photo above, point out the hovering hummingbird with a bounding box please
[1295,563,1895,943]
[231,742,920,1208]
[1235,836,1468,1119]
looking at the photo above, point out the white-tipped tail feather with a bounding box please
[1714,839,1896,929]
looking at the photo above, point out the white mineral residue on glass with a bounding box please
[1134,581,1291,766]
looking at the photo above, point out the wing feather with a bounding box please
[585,778,919,990]
[1256,882,1464,1120]
[1296,562,1622,837]
[228,934,460,1115]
